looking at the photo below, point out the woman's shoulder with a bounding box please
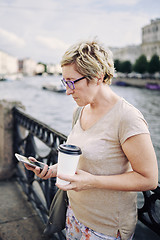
[118,99,149,144]
[119,98,144,117]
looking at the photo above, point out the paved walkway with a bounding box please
[0,178,48,240]
[0,177,159,240]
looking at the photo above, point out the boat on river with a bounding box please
[0,75,7,81]
[146,83,160,90]
[42,82,66,93]
[114,81,130,87]
[0,73,23,81]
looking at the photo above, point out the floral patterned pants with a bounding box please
[66,205,133,240]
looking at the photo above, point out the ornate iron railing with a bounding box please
[13,107,67,240]
[138,186,160,236]
[12,107,160,239]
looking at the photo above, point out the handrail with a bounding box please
[12,107,160,238]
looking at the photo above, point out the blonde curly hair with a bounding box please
[61,40,114,85]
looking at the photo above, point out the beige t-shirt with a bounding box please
[67,98,149,240]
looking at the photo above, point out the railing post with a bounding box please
[0,100,24,180]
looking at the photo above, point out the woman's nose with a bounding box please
[66,86,74,95]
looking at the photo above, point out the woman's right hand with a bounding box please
[24,157,57,180]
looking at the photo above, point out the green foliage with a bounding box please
[148,54,160,73]
[38,62,47,72]
[120,61,132,73]
[115,54,160,75]
[114,59,132,73]
[114,59,121,72]
[133,55,148,73]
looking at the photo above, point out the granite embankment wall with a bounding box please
[112,78,160,88]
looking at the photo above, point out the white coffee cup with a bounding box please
[56,144,82,185]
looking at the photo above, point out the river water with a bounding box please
[0,75,160,239]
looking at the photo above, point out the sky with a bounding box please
[0,0,160,64]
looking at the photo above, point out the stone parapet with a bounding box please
[112,77,160,88]
[0,100,24,180]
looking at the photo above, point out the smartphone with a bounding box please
[15,153,47,170]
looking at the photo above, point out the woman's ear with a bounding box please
[97,74,104,85]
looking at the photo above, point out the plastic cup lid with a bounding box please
[58,144,82,155]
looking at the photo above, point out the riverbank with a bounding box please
[112,77,160,89]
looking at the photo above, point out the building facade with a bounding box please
[47,63,62,75]
[22,58,37,76]
[35,63,45,75]
[141,18,160,60]
[111,45,141,64]
[0,50,18,75]
[111,18,160,64]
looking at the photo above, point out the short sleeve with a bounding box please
[72,107,82,129]
[119,108,150,145]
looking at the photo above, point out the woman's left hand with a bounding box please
[56,169,95,191]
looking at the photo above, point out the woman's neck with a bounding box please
[89,84,120,112]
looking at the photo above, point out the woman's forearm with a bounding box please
[93,170,158,192]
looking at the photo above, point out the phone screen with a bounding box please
[15,153,46,169]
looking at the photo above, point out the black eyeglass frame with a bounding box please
[61,76,87,90]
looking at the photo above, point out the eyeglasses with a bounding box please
[61,76,87,90]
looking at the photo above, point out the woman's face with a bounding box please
[62,64,98,106]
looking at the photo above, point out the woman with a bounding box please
[25,40,158,240]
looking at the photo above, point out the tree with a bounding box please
[148,54,160,74]
[114,59,121,72]
[120,61,132,73]
[133,55,148,73]
[38,62,47,72]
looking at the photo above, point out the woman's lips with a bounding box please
[73,97,79,101]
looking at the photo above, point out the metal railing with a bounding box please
[13,107,67,239]
[138,187,160,236]
[12,107,160,238]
